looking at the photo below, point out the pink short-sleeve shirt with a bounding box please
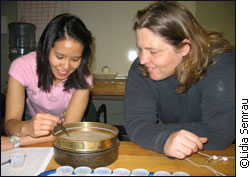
[8,51,93,117]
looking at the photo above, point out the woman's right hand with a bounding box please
[25,113,61,137]
[163,129,208,159]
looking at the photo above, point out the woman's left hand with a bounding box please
[1,136,14,151]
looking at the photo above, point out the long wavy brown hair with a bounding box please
[134,1,234,93]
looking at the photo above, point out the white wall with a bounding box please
[69,1,195,77]
[69,1,153,77]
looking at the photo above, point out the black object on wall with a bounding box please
[8,22,36,61]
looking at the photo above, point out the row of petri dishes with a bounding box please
[56,166,190,176]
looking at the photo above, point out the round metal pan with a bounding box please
[52,122,119,168]
[52,122,119,152]
[53,141,119,168]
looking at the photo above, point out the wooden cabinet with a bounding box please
[91,79,126,100]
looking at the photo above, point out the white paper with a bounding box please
[1,147,53,176]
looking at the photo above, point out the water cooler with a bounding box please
[8,22,36,61]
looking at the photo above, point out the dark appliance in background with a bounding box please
[8,22,36,61]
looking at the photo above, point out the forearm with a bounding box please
[1,134,54,151]
[5,119,32,137]
[155,118,235,151]
[20,134,54,146]
[126,114,235,154]
[181,119,235,150]
[125,117,181,154]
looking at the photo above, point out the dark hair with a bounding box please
[36,13,92,92]
[134,1,234,93]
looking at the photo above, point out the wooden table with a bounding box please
[91,79,126,100]
[25,141,235,176]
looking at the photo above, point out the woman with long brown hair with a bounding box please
[124,1,235,159]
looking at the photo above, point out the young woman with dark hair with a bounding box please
[2,13,93,151]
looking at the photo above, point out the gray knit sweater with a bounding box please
[124,51,235,154]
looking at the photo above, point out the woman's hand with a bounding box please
[25,113,61,137]
[1,136,14,151]
[163,129,208,159]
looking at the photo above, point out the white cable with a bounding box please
[217,156,235,159]
[213,155,218,160]
[198,151,212,158]
[210,158,223,167]
[185,152,235,176]
[210,157,232,167]
[198,152,213,165]
[205,157,212,165]
[198,151,235,160]
[185,158,226,176]
[221,157,229,161]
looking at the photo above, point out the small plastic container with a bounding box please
[113,168,131,176]
[153,171,172,176]
[74,166,92,176]
[56,166,74,175]
[10,152,26,168]
[172,171,190,176]
[94,167,112,176]
[132,168,150,176]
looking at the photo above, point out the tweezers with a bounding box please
[58,112,70,137]
[57,123,70,137]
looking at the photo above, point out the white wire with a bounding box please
[198,151,235,159]
[185,151,235,176]
[198,152,213,165]
[198,151,212,158]
[217,156,235,159]
[205,157,212,165]
[210,159,222,167]
[210,156,235,167]
[185,158,226,176]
